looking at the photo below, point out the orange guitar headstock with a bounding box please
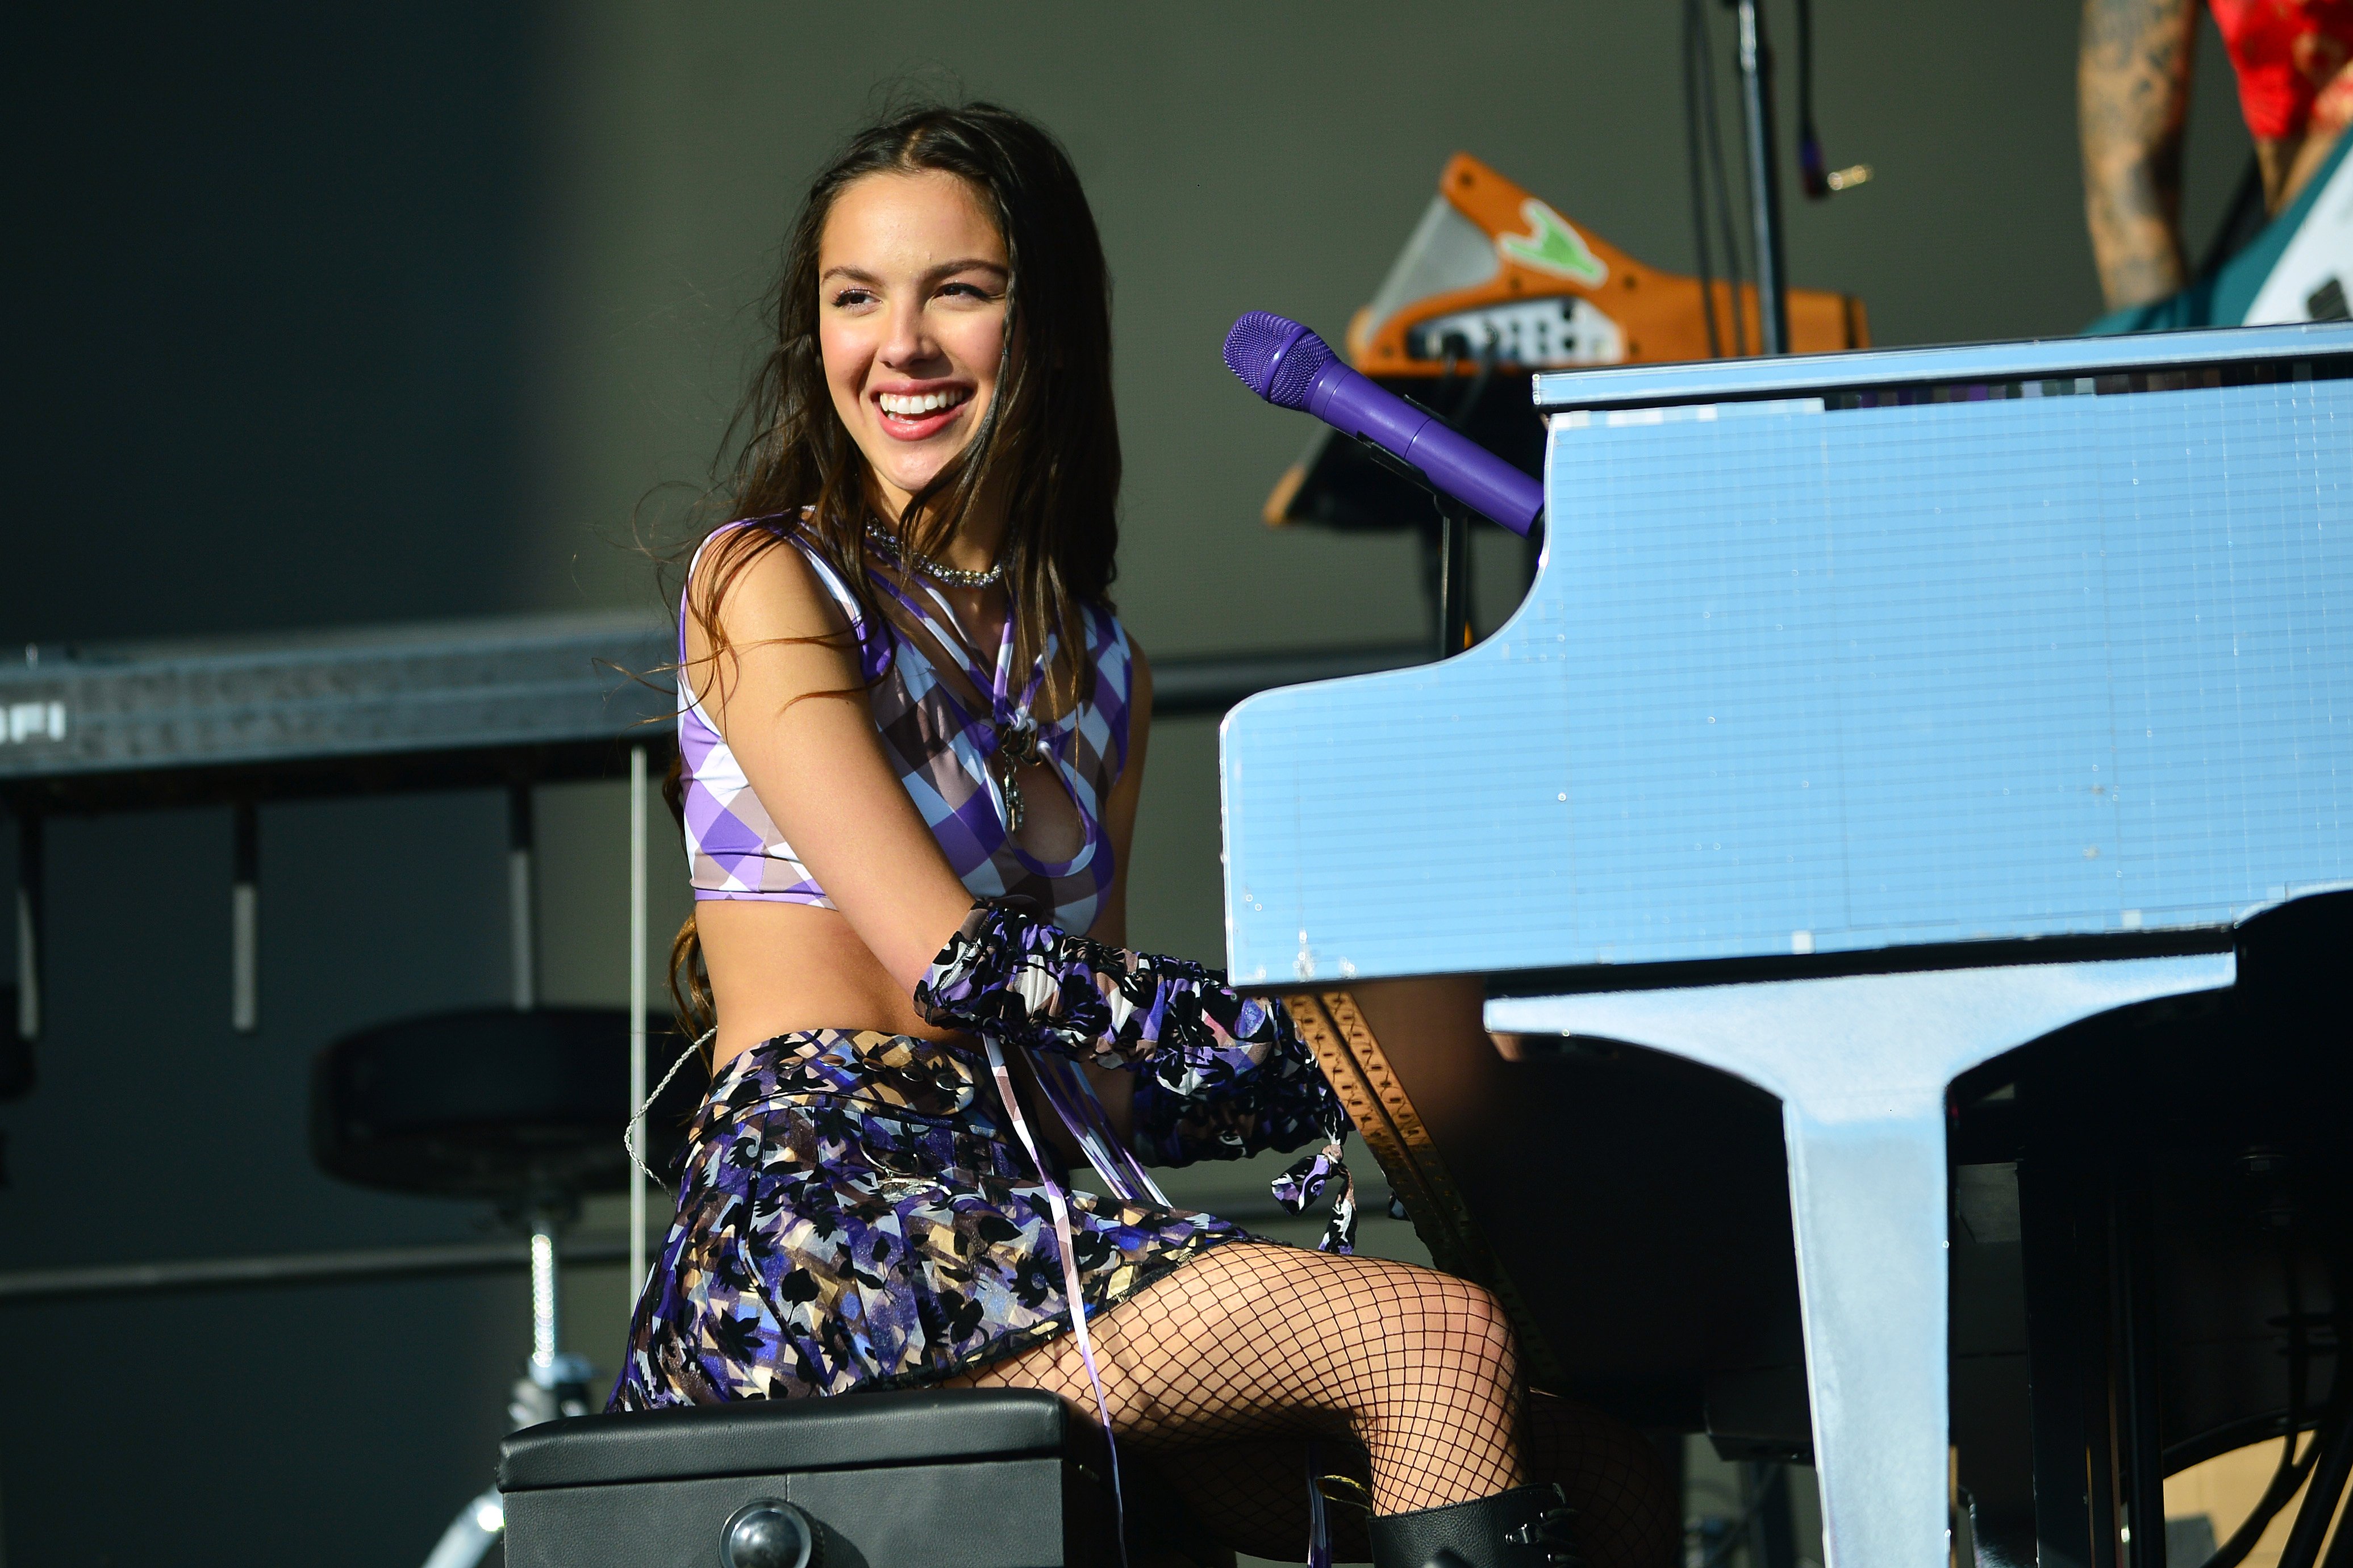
[1346,152,1866,374]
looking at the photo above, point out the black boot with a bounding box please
[1367,1483,1586,1568]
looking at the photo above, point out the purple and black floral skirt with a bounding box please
[608,1028,1248,1409]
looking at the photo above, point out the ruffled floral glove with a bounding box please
[914,901,1358,1251]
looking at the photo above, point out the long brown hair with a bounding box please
[667,100,1123,1042]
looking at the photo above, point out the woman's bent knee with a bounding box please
[1359,1264,1519,1382]
[1440,1277,1520,1377]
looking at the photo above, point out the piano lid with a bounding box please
[1220,322,2353,988]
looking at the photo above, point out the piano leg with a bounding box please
[1488,953,2235,1568]
[1778,1087,1956,1565]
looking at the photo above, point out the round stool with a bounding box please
[311,1005,703,1203]
[311,1002,714,1567]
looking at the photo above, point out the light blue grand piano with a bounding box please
[1219,323,2351,1567]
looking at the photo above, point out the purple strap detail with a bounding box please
[868,569,1049,740]
[869,565,1089,839]
[982,1036,1130,1568]
[1030,1051,1173,1208]
[1305,1439,1333,1568]
[1271,1140,1359,1255]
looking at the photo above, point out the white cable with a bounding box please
[628,745,649,1299]
[984,1036,1130,1568]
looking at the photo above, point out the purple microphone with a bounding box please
[1222,311,1542,537]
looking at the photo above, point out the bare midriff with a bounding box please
[697,900,952,1072]
[692,898,1136,1154]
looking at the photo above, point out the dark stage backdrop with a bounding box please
[1,7,554,1567]
[1,3,2251,1563]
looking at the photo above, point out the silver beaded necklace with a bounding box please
[865,522,1006,588]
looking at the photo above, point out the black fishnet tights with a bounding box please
[1141,1390,1679,1566]
[948,1241,1524,1517]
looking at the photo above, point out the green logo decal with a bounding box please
[1496,199,1607,286]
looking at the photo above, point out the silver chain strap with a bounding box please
[622,1026,717,1195]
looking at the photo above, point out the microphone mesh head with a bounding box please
[1223,312,1334,412]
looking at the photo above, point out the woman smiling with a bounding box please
[611,101,1671,1568]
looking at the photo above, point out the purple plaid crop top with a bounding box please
[678,519,1132,935]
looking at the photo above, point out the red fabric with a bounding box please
[2208,0,2353,140]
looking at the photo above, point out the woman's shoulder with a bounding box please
[688,516,866,646]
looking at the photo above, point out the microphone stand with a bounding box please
[1435,496,1474,662]
[1732,0,1791,354]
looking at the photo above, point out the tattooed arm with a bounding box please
[2080,0,2199,311]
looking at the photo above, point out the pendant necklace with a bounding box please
[981,607,1045,835]
[992,716,1044,833]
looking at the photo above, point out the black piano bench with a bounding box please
[499,1387,1156,1568]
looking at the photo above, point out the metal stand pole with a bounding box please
[1435,498,1474,660]
[428,1207,591,1568]
[510,1205,590,1424]
[1734,0,1791,354]
[628,746,649,1302]
[232,802,259,1034]
[528,1215,563,1386]
[15,812,41,1042]
[2116,1171,2170,1568]
[507,782,537,1011]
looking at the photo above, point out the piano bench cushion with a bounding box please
[497,1387,1119,1568]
